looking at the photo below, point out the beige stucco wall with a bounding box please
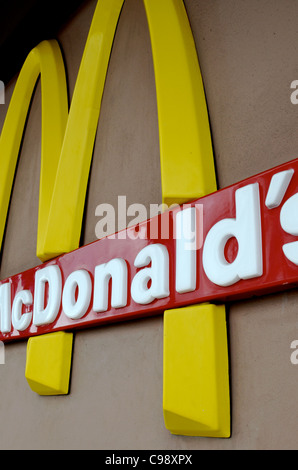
[0,0,297,450]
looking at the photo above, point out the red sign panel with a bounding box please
[1,158,298,343]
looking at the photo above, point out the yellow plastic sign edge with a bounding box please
[143,0,230,437]
[25,331,73,396]
[143,0,217,205]
[0,40,68,261]
[163,305,230,438]
[41,0,126,260]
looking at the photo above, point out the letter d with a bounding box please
[203,183,263,287]
[33,265,62,326]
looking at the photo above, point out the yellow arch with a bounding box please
[144,0,229,438]
[144,0,217,205]
[43,0,216,256]
[41,0,125,260]
[0,40,68,260]
[0,0,125,262]
[0,0,216,261]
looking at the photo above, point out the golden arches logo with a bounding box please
[0,0,229,438]
[0,0,216,261]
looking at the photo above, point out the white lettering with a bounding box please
[62,270,92,320]
[175,208,197,293]
[12,290,32,331]
[131,244,169,304]
[0,283,11,333]
[203,183,263,287]
[93,259,128,313]
[265,169,294,209]
[33,265,62,326]
[280,193,298,265]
